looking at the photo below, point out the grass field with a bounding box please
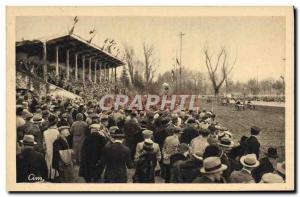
[199,100,285,161]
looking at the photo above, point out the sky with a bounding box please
[16,16,286,82]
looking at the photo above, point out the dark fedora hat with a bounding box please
[48,114,58,126]
[251,126,261,135]
[265,147,278,158]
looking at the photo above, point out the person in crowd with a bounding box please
[70,113,89,165]
[218,136,234,181]
[79,124,108,183]
[243,126,261,158]
[252,147,279,183]
[190,128,210,156]
[169,143,189,183]
[134,139,157,183]
[162,126,181,183]
[52,126,74,183]
[135,129,161,163]
[30,113,45,153]
[176,152,203,183]
[103,129,133,183]
[180,118,199,145]
[228,135,248,171]
[230,154,259,183]
[17,135,48,182]
[16,106,25,129]
[57,112,70,127]
[123,111,142,159]
[43,114,60,181]
[192,157,227,183]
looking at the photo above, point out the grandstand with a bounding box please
[16,33,125,97]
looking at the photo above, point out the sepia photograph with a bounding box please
[6,6,294,192]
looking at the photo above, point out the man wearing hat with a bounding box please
[135,130,161,162]
[43,114,60,180]
[18,111,33,133]
[103,129,133,183]
[192,157,227,183]
[17,135,48,182]
[79,124,108,183]
[57,112,70,128]
[133,139,158,183]
[243,126,261,159]
[252,147,279,183]
[180,118,199,145]
[229,154,259,183]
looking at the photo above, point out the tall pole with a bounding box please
[75,53,78,81]
[179,32,184,93]
[43,41,47,82]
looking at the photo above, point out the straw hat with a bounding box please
[240,154,260,168]
[218,136,234,148]
[260,173,284,183]
[200,157,227,174]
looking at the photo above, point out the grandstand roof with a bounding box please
[16,34,125,68]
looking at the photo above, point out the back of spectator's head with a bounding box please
[203,144,222,159]
[76,113,84,121]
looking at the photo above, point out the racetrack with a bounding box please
[199,100,285,161]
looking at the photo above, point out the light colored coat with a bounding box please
[43,126,60,179]
[190,136,209,156]
[162,135,180,165]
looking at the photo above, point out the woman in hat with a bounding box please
[43,114,60,181]
[133,139,157,183]
[52,126,74,183]
[229,154,259,183]
[192,157,227,183]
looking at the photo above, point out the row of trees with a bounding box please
[118,43,284,96]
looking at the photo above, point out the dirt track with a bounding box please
[199,100,285,161]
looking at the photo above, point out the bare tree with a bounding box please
[142,43,156,91]
[203,47,236,95]
[123,45,136,83]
